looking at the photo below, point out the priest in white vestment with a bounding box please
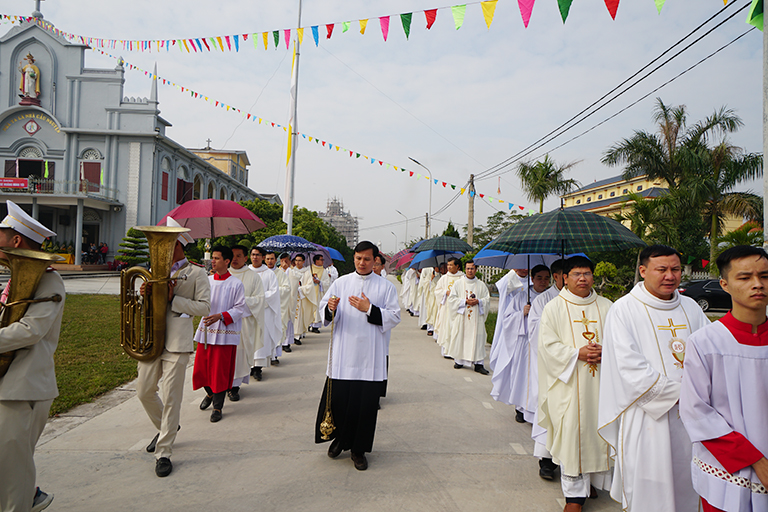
[424,269,440,336]
[488,270,524,372]
[193,246,250,422]
[292,254,315,341]
[529,259,565,480]
[680,246,768,512]
[326,263,339,286]
[434,259,465,354]
[227,246,264,398]
[599,245,709,512]
[308,254,331,332]
[490,265,551,421]
[538,256,613,510]
[267,251,292,352]
[400,267,418,316]
[279,253,300,351]
[417,266,435,327]
[315,241,401,472]
[251,247,282,372]
[444,261,491,374]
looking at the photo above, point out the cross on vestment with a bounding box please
[658,318,687,337]
[574,310,599,376]
[658,318,688,369]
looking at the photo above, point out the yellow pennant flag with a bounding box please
[297,27,304,44]
[182,39,190,52]
[460,188,466,195]
[481,0,498,29]
[216,36,224,51]
[263,32,269,50]
[360,19,368,34]
[286,124,292,166]
[226,105,230,111]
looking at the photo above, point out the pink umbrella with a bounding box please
[392,252,415,269]
[159,199,265,239]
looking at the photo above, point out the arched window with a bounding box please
[193,175,202,200]
[161,158,171,201]
[207,182,214,199]
[219,187,226,200]
[230,192,236,202]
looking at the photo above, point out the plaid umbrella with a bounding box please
[415,236,473,253]
[486,208,646,254]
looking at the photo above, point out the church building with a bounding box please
[0,13,278,265]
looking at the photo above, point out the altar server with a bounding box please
[599,245,708,511]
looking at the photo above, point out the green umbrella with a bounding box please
[486,208,646,254]
[415,235,473,253]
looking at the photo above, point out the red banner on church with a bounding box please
[0,178,29,188]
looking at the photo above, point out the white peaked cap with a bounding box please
[0,200,56,243]
[167,216,194,246]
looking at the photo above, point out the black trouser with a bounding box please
[204,386,226,410]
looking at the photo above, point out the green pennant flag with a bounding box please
[748,0,763,31]
[557,0,573,23]
[451,184,456,190]
[342,21,350,33]
[654,0,665,14]
[687,255,695,264]
[400,13,412,39]
[451,5,466,30]
[356,153,360,158]
[273,30,280,48]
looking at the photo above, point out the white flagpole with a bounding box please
[283,0,302,235]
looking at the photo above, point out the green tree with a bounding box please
[515,154,580,213]
[441,221,461,239]
[714,222,763,256]
[117,228,149,266]
[464,211,524,249]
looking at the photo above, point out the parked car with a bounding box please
[679,279,731,312]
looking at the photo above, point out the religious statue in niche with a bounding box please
[18,53,41,106]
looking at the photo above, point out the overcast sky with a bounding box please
[2,0,763,253]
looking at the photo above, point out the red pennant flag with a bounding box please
[247,114,251,119]
[271,122,275,127]
[425,9,437,29]
[349,151,353,157]
[379,161,383,165]
[202,38,210,51]
[604,0,619,19]
[215,101,219,106]
[409,171,414,177]
[442,182,446,187]
[519,205,525,210]
[327,24,334,39]
[702,259,710,268]
[321,141,326,146]
[479,194,485,198]
[243,33,249,41]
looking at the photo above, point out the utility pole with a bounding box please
[467,174,475,246]
[425,212,429,239]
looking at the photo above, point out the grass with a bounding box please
[51,295,137,416]
[486,312,497,345]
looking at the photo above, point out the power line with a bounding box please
[474,0,750,182]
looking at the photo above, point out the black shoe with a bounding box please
[351,452,368,471]
[271,358,280,365]
[474,364,490,375]
[327,438,342,458]
[283,345,292,353]
[210,409,222,422]
[155,457,173,477]
[252,367,263,381]
[444,355,453,360]
[420,325,428,330]
[200,394,213,410]
[590,485,598,499]
[453,362,463,369]
[409,311,414,316]
[515,410,526,423]
[538,458,556,480]
[294,339,302,345]
[427,331,434,336]
[312,327,321,333]
[228,387,240,401]
[147,425,180,453]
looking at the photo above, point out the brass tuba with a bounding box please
[120,226,189,362]
[0,248,64,378]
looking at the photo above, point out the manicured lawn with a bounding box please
[51,294,137,416]
[486,312,497,345]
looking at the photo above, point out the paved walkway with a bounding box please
[35,277,619,512]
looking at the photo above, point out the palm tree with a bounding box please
[715,222,763,255]
[515,155,580,213]
[602,98,744,189]
[681,141,763,267]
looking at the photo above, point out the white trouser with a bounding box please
[283,320,294,346]
[0,398,53,512]
[136,351,190,459]
[560,470,612,498]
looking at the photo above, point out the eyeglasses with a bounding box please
[569,272,593,279]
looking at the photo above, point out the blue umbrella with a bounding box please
[257,234,316,253]
[324,246,345,262]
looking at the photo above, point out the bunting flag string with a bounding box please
[93,49,536,215]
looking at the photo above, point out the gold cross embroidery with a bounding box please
[574,311,599,376]
[574,311,597,330]
[658,318,687,337]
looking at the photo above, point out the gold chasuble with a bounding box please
[537,287,613,477]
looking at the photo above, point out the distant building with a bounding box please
[318,198,358,249]
[561,174,742,233]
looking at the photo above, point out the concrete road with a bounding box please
[35,279,620,512]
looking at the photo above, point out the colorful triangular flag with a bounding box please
[451,5,466,30]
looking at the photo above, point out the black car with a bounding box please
[679,279,731,312]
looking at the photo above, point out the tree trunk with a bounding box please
[710,207,718,277]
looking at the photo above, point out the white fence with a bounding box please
[685,271,711,280]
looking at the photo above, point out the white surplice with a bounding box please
[194,274,250,346]
[488,272,524,372]
[680,320,768,512]
[538,287,613,478]
[490,287,543,411]
[319,272,401,381]
[252,264,282,362]
[273,266,292,340]
[444,276,491,363]
[228,266,264,386]
[417,267,434,322]
[599,283,709,512]
[434,271,464,348]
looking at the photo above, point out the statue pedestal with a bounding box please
[19,96,41,106]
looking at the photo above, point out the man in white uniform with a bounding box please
[279,253,300,352]
[0,201,62,511]
[228,245,263,394]
[251,247,282,374]
[434,258,465,356]
[538,256,613,511]
[681,245,768,512]
[445,261,491,374]
[315,241,401,471]
[599,245,709,511]
[293,254,316,343]
[266,251,292,356]
[488,270,525,372]
[308,254,331,334]
[400,267,418,316]
[417,266,434,330]
[137,218,210,477]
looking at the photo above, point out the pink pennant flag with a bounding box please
[284,29,291,49]
[379,16,390,41]
[225,35,232,50]
[518,0,536,27]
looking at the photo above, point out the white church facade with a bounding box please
[0,15,279,264]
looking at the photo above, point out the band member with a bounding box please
[137,217,210,477]
[0,200,62,511]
